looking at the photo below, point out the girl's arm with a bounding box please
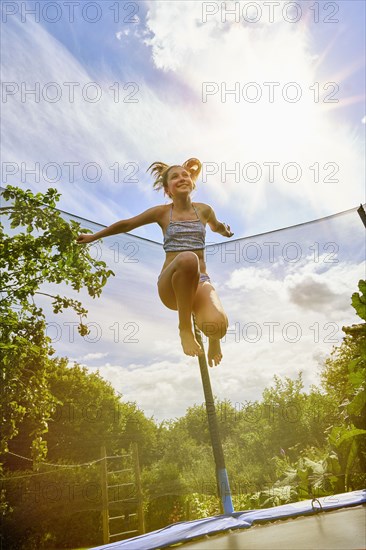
[206,205,234,238]
[76,205,163,243]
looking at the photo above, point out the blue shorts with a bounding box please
[199,273,211,284]
[157,273,211,285]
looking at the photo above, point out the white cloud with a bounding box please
[226,266,284,294]
[88,359,201,420]
[81,352,109,361]
[116,30,130,40]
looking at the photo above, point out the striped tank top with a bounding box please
[163,203,206,252]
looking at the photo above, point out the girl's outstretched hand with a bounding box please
[76,233,96,244]
[223,223,234,238]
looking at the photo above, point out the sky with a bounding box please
[1,0,366,422]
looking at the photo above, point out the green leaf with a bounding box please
[348,389,366,416]
[345,438,359,491]
[351,280,366,321]
[334,427,366,447]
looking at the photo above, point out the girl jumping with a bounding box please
[77,158,234,367]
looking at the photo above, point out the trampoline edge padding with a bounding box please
[89,489,366,550]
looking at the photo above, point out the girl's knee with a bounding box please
[176,251,199,273]
[199,314,228,338]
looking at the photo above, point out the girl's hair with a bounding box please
[146,158,202,197]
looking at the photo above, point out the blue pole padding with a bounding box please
[218,468,234,514]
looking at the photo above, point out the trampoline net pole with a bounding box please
[357,203,366,228]
[193,315,234,515]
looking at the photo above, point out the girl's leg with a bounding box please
[192,283,229,367]
[157,252,204,357]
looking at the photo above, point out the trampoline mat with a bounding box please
[178,505,366,550]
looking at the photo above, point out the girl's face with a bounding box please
[166,166,193,198]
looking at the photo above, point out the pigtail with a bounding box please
[182,158,202,182]
[146,161,171,192]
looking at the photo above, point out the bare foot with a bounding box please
[208,338,223,367]
[179,328,204,357]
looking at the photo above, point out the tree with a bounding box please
[0,185,114,462]
[324,280,366,490]
[4,358,130,468]
[3,359,159,550]
[320,336,359,397]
